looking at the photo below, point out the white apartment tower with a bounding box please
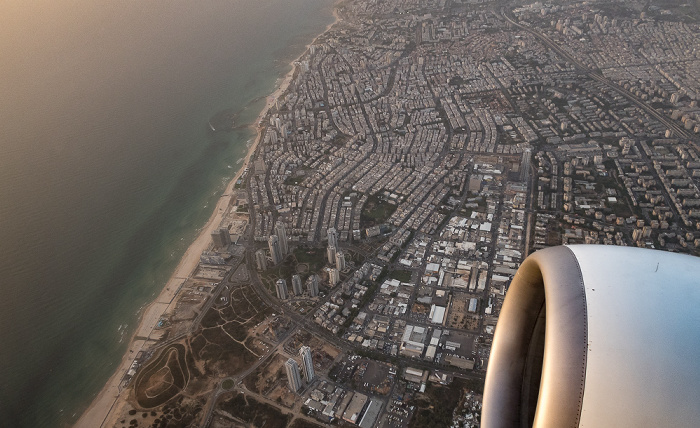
[335,251,346,270]
[285,358,302,392]
[292,274,303,296]
[307,274,319,297]
[268,235,283,265]
[327,227,338,249]
[329,268,340,286]
[299,346,315,383]
[327,245,337,265]
[275,279,288,300]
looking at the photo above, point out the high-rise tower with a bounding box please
[255,249,267,271]
[329,268,340,286]
[292,274,303,296]
[211,228,231,248]
[307,274,319,297]
[335,251,346,270]
[327,245,337,265]
[299,346,315,383]
[268,235,283,265]
[275,279,288,300]
[285,358,302,392]
[327,227,338,249]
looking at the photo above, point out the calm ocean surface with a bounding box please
[0,1,333,426]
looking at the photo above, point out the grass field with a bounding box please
[389,269,412,283]
[360,194,397,227]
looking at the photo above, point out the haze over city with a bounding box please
[1,0,700,427]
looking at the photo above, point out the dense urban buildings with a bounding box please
[243,0,700,423]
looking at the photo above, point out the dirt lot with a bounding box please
[217,392,291,428]
[446,292,479,331]
[266,382,298,408]
[190,281,270,377]
[243,353,287,395]
[353,359,395,395]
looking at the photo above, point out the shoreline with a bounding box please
[73,5,339,428]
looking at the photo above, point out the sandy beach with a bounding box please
[74,6,339,428]
[74,137,248,428]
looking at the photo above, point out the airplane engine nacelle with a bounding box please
[482,245,700,428]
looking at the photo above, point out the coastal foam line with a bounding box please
[73,5,340,428]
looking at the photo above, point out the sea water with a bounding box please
[0,1,334,426]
